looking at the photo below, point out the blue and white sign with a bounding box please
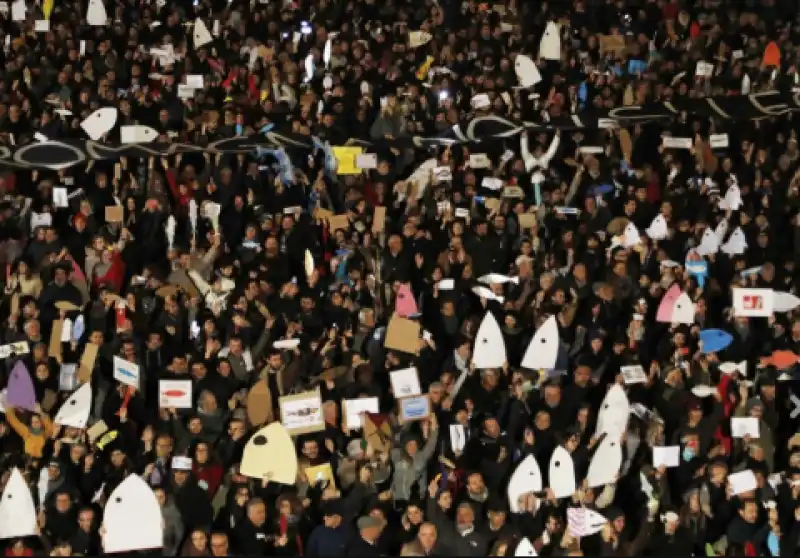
[113,356,140,389]
[685,259,708,288]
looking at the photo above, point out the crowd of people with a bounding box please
[0,0,800,555]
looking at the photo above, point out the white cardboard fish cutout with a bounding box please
[507,455,543,513]
[54,383,92,428]
[719,361,747,376]
[515,537,538,556]
[472,312,506,369]
[514,54,542,88]
[478,274,519,285]
[715,219,729,242]
[622,222,641,248]
[193,18,213,48]
[521,315,559,370]
[721,227,747,256]
[696,228,720,256]
[304,249,314,278]
[86,0,108,26]
[102,474,163,553]
[672,292,696,324]
[646,214,668,240]
[691,385,716,398]
[80,107,118,141]
[567,507,608,537]
[773,291,800,312]
[586,435,622,488]
[596,384,630,439]
[240,422,298,484]
[539,21,561,60]
[0,468,37,540]
[548,446,576,499]
[120,125,159,144]
[718,184,743,210]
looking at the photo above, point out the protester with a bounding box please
[1,0,800,555]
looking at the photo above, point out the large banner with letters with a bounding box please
[1,91,798,170]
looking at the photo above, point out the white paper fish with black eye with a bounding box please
[514,54,542,88]
[646,214,668,240]
[514,537,538,556]
[718,184,743,211]
[80,107,118,141]
[715,219,729,242]
[0,468,37,540]
[696,228,719,256]
[720,227,747,256]
[472,286,504,303]
[521,315,559,371]
[773,291,800,312]
[478,274,519,285]
[548,446,576,499]
[586,435,622,488]
[54,383,92,428]
[121,125,159,144]
[508,455,543,513]
[620,222,641,248]
[472,312,506,369]
[671,292,696,325]
[719,360,747,376]
[539,21,561,60]
[86,0,108,26]
[193,18,213,48]
[567,507,608,538]
[595,384,630,439]
[102,474,163,553]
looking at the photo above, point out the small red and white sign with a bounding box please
[733,288,774,318]
[158,379,193,409]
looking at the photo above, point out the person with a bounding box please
[1,0,800,555]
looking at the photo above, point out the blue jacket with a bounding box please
[306,524,350,558]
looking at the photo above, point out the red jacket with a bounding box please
[93,251,125,293]
[193,462,224,498]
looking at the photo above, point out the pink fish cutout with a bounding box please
[7,361,37,411]
[68,255,86,282]
[656,284,681,323]
[395,284,419,317]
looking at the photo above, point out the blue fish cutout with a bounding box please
[578,82,588,104]
[685,260,708,288]
[699,329,733,354]
[255,147,295,185]
[590,183,614,196]
[312,136,338,177]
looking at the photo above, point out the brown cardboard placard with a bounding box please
[384,314,421,354]
[372,206,386,233]
[397,394,431,423]
[327,214,350,232]
[105,206,123,223]
[279,390,325,435]
[363,413,393,454]
[78,342,99,383]
[502,186,524,198]
[246,378,274,427]
[518,213,537,230]
[86,420,108,444]
[599,34,626,54]
[49,319,63,359]
[313,207,334,221]
[484,198,501,212]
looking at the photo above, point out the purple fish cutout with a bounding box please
[7,361,37,412]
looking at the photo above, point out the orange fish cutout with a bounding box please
[760,350,799,370]
[762,42,780,68]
